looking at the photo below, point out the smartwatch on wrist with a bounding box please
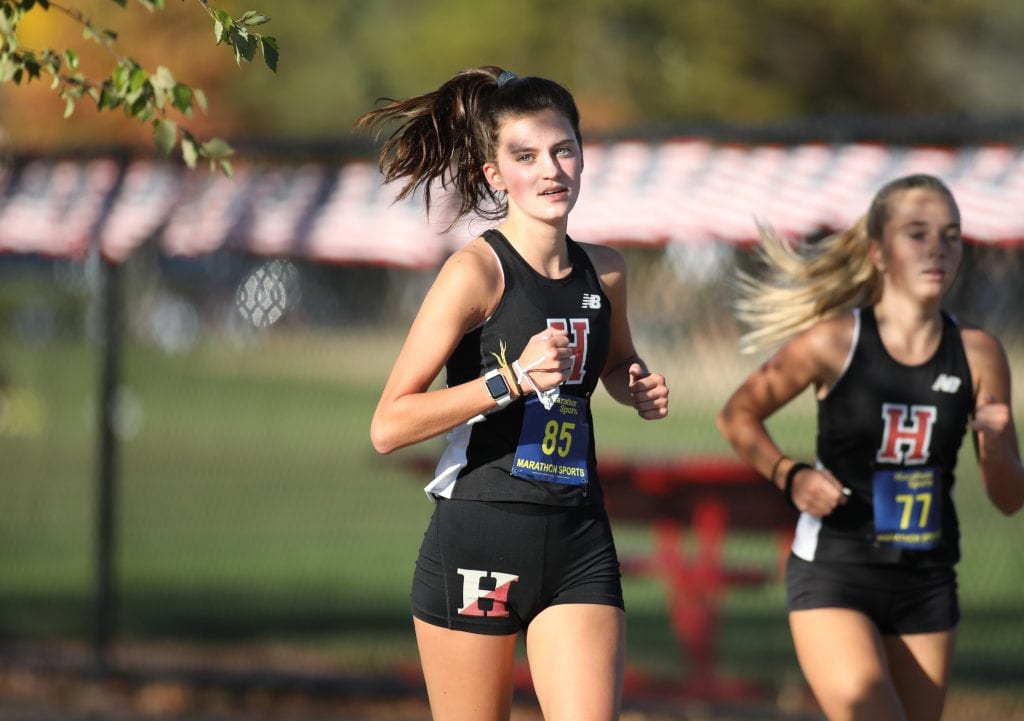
[483,368,513,410]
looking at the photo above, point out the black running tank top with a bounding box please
[803,306,973,566]
[432,230,612,505]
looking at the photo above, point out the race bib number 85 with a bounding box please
[511,396,590,485]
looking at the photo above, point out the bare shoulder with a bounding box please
[442,236,500,278]
[428,236,503,325]
[577,241,626,277]
[959,322,1011,378]
[797,312,856,358]
[957,322,1013,402]
[436,237,503,293]
[960,322,1006,356]
[784,312,857,389]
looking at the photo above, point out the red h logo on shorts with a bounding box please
[456,569,519,617]
[876,403,937,464]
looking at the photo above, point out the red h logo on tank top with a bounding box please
[876,403,937,464]
[547,317,590,384]
[457,569,520,617]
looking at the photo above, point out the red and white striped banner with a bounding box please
[1,140,1022,264]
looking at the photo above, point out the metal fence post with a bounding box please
[92,158,128,677]
[94,253,122,676]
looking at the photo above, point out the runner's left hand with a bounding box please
[628,363,669,420]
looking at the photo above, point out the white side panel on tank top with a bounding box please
[791,512,823,561]
[423,250,502,501]
[791,308,863,560]
[424,418,481,500]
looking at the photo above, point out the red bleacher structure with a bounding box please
[599,454,797,700]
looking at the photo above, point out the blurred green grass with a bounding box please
[2,330,1022,693]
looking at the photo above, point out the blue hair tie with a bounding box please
[497,70,518,87]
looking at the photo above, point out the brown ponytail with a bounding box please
[355,66,582,229]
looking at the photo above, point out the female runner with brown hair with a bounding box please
[361,67,669,721]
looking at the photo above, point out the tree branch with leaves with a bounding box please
[0,0,278,175]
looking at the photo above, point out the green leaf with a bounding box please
[171,82,192,114]
[0,4,18,32]
[229,27,255,64]
[23,56,40,79]
[129,93,151,118]
[149,66,175,111]
[180,134,197,167]
[63,95,75,118]
[208,157,234,177]
[61,80,86,99]
[181,134,198,169]
[0,56,16,83]
[108,0,128,7]
[199,137,234,159]
[151,65,175,90]
[81,25,103,44]
[194,87,208,114]
[63,48,78,70]
[153,118,177,156]
[111,63,128,90]
[96,83,118,111]
[129,67,147,92]
[239,10,270,27]
[212,9,232,33]
[38,48,60,76]
[259,36,278,73]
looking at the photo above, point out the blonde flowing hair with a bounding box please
[735,173,957,355]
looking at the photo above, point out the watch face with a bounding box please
[485,372,509,399]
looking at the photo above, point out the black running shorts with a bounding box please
[411,498,624,635]
[785,553,959,635]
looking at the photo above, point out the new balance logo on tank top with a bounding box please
[794,306,973,566]
[425,230,612,506]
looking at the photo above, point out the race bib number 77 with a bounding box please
[872,467,941,549]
